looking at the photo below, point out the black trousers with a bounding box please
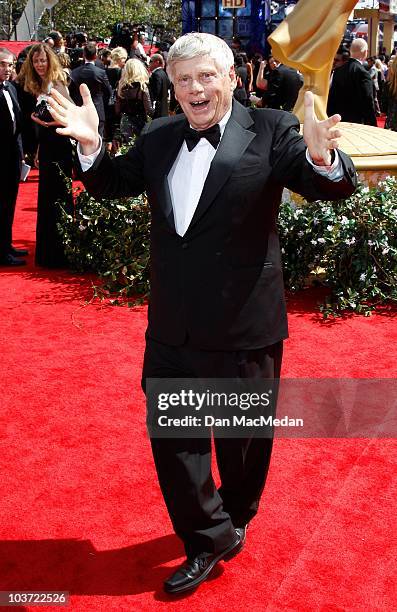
[0,158,20,258]
[142,337,283,559]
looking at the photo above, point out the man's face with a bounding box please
[173,55,236,130]
[149,58,159,72]
[0,53,14,83]
[269,57,278,70]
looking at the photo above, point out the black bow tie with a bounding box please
[184,124,221,151]
[0,82,6,91]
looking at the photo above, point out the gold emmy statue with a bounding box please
[269,0,397,173]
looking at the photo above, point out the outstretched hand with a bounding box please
[48,84,100,154]
[303,91,342,166]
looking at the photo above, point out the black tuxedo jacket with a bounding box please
[81,102,357,350]
[0,81,23,165]
[327,58,377,126]
[70,63,112,122]
[0,81,23,255]
[149,68,170,119]
[265,64,303,112]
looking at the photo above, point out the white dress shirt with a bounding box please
[78,106,344,236]
[1,82,16,132]
[168,109,231,236]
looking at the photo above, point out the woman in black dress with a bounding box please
[21,43,73,268]
[105,46,128,153]
[115,58,153,142]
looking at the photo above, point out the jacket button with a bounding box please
[182,242,188,249]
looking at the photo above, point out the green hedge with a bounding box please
[59,178,397,316]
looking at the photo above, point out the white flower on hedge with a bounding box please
[295,209,303,217]
[327,225,333,231]
[359,273,366,281]
[311,239,317,245]
[345,237,356,245]
[362,187,370,194]
[317,238,326,244]
[313,219,319,225]
[382,247,390,254]
[78,224,85,231]
[341,216,349,225]
[368,240,375,246]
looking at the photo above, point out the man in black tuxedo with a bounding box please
[327,38,377,125]
[258,56,303,112]
[148,54,170,118]
[69,42,112,137]
[48,33,357,594]
[0,48,28,267]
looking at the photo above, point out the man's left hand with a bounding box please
[303,91,342,166]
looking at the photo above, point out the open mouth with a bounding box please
[190,100,210,110]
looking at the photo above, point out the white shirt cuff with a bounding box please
[77,137,102,172]
[306,149,344,182]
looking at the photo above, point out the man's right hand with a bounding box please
[48,84,100,155]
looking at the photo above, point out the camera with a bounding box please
[35,99,53,123]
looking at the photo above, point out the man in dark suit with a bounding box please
[148,53,170,118]
[48,33,357,594]
[0,48,27,266]
[327,38,377,125]
[69,42,112,137]
[259,56,303,112]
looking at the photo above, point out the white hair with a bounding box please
[350,38,368,59]
[167,33,235,82]
[0,47,14,59]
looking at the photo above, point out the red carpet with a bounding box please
[1,171,396,610]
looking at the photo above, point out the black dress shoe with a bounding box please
[164,535,242,594]
[9,247,29,257]
[0,254,26,266]
[235,525,248,546]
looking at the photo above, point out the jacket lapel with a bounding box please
[186,101,256,233]
[7,84,22,128]
[155,115,187,231]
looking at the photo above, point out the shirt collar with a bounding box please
[218,107,232,137]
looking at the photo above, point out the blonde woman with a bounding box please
[384,56,397,131]
[115,58,153,141]
[57,51,71,85]
[108,46,128,94]
[105,47,128,151]
[21,43,73,268]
